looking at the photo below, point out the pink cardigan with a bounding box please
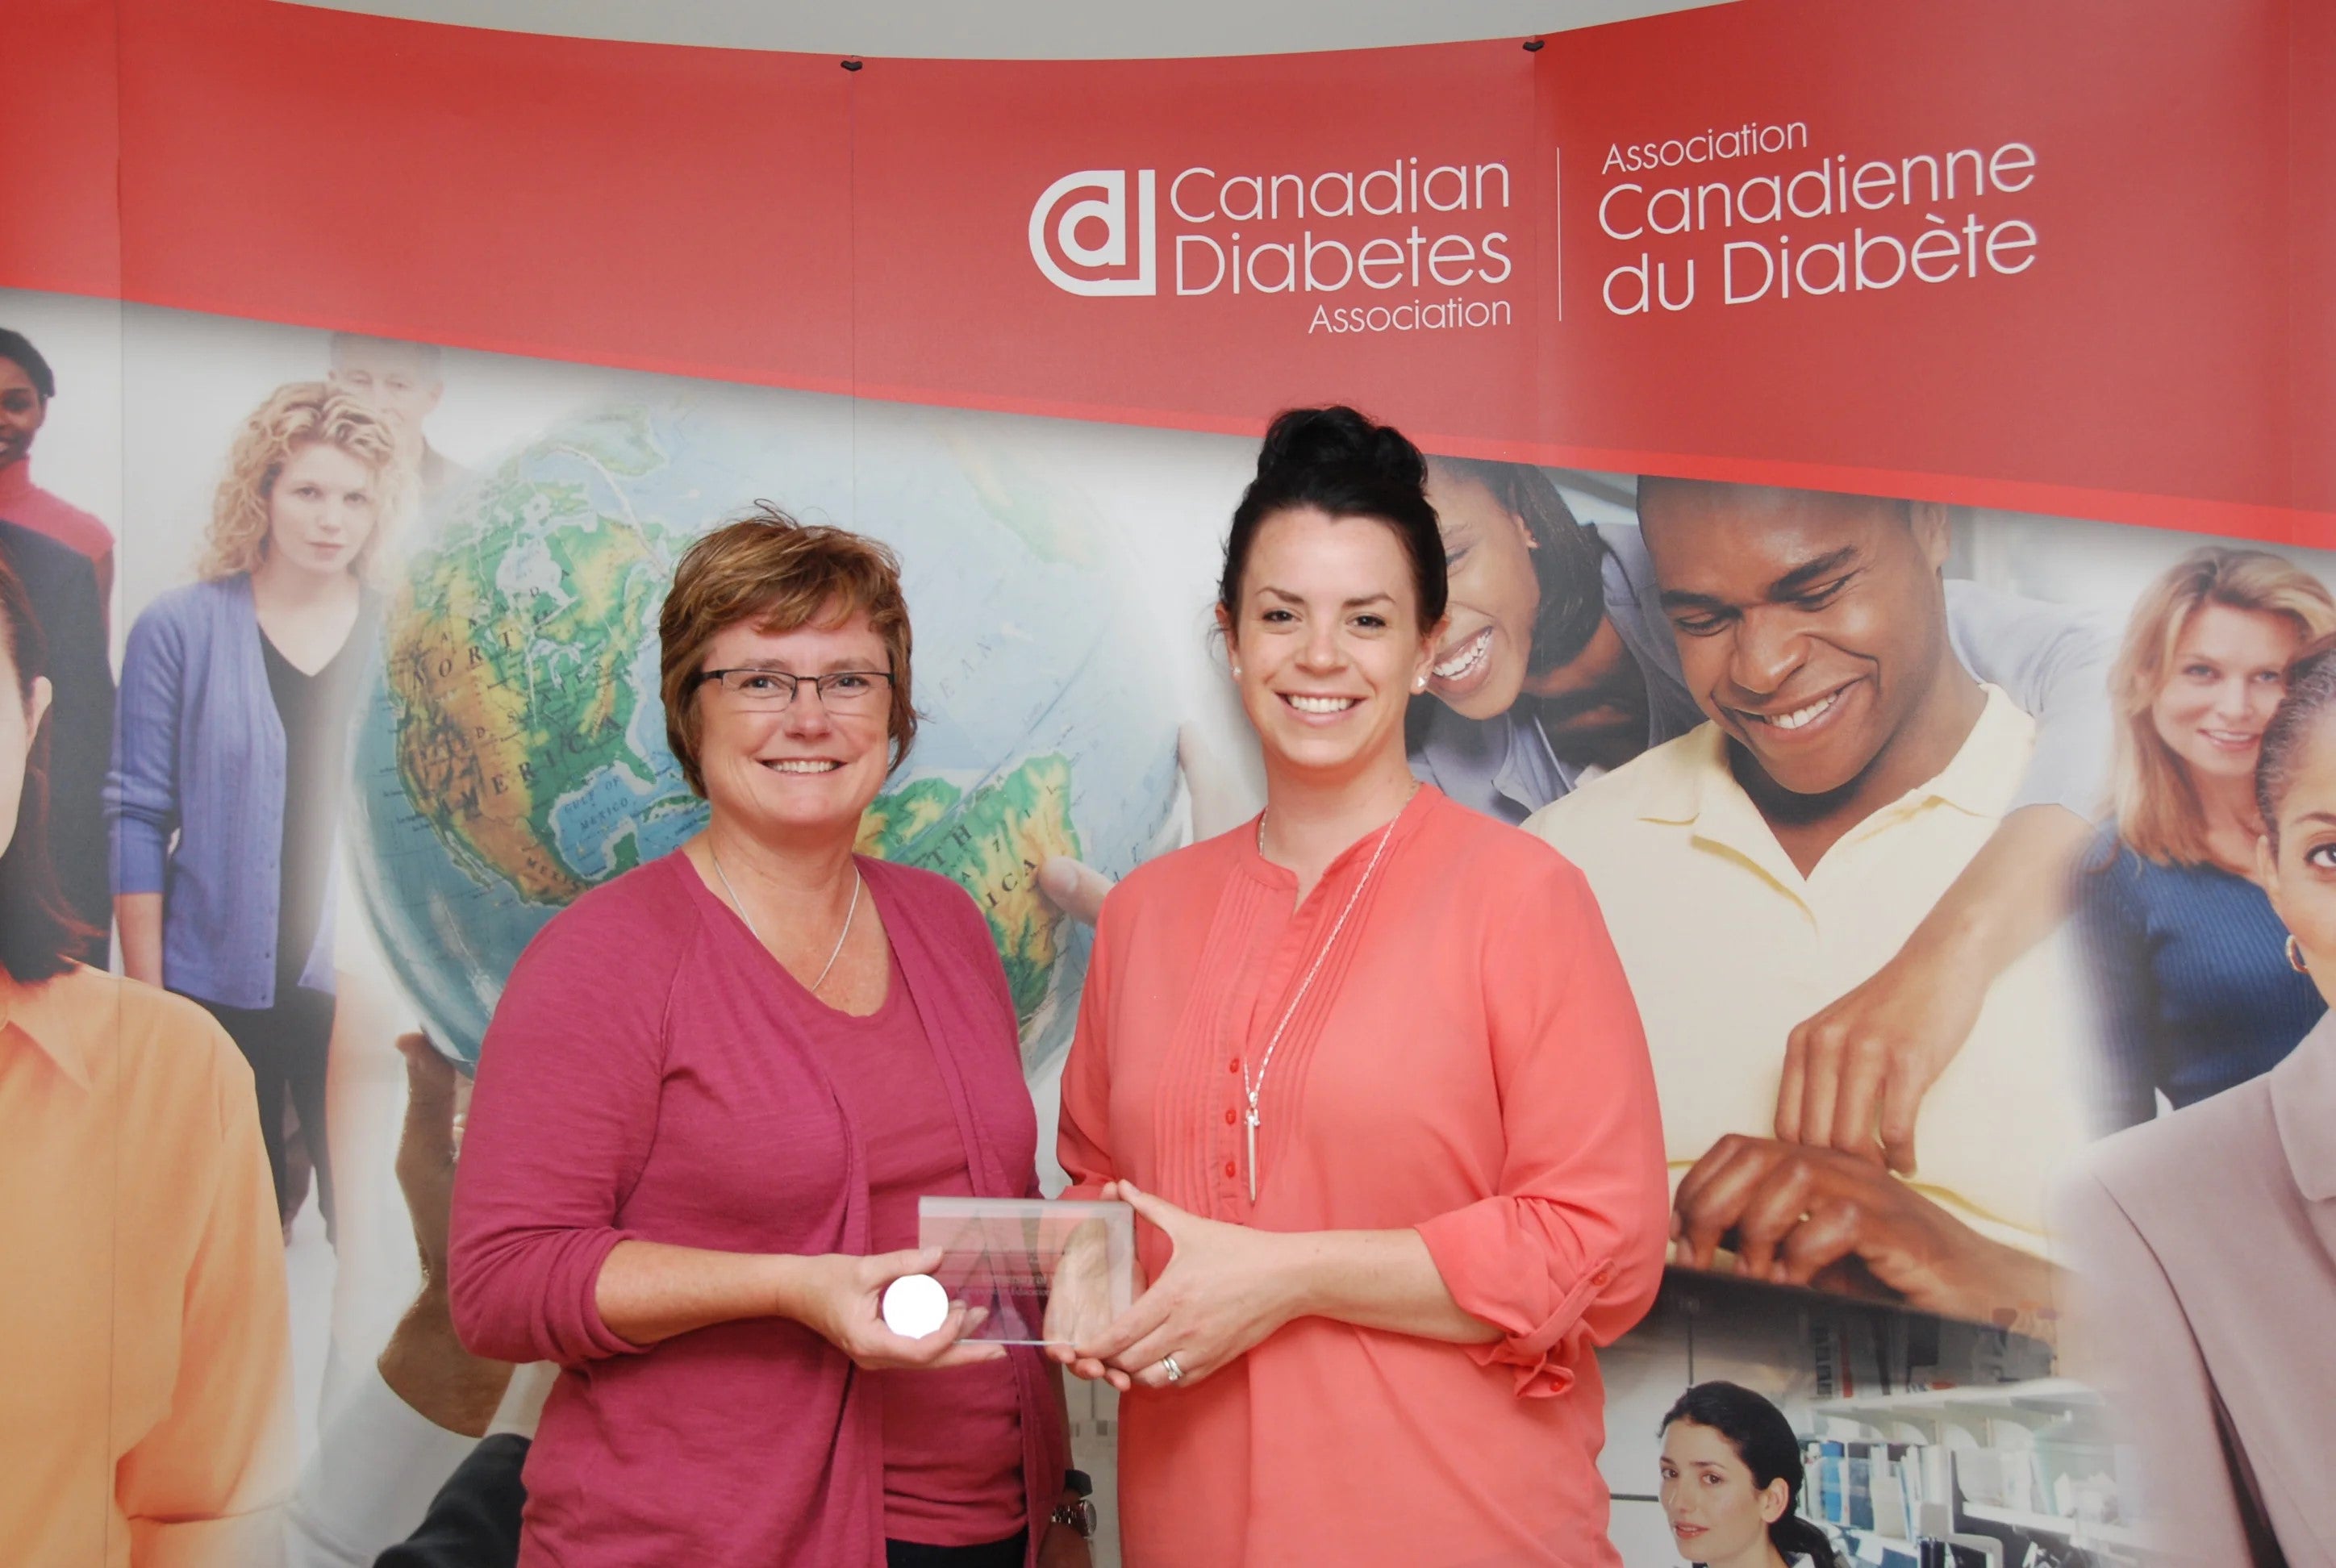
[449,853,1069,1567]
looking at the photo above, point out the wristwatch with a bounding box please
[1049,1469,1097,1539]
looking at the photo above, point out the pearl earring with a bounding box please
[1231,663,1243,678]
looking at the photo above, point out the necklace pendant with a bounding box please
[1244,1105,1260,1202]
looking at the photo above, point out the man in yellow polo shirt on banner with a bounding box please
[1527,478,2085,1332]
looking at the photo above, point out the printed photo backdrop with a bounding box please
[8,0,2331,1562]
[12,278,2327,1563]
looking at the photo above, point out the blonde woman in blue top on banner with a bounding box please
[2069,545,2333,1134]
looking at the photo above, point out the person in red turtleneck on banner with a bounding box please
[0,329,115,613]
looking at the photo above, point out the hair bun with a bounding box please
[1254,406,1425,493]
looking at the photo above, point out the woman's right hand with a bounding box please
[789,1247,1005,1371]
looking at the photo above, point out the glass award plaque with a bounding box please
[916,1195,1137,1345]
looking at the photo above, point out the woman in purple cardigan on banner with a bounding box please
[448,507,1085,1568]
[109,382,403,1235]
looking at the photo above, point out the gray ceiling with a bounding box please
[284,0,1726,59]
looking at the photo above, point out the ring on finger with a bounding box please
[1158,1353,1185,1385]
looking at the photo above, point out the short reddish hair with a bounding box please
[658,503,916,796]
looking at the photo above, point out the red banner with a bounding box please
[12,0,2330,534]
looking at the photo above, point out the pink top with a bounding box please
[1058,787,1669,1568]
[450,853,1068,1568]
[823,951,1025,1546]
[0,461,113,564]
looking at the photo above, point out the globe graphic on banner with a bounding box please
[350,398,1178,1075]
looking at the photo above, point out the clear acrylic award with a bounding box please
[916,1195,1137,1346]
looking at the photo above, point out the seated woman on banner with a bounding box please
[110,382,403,1241]
[1411,458,2114,1178]
[2057,637,2336,1564]
[448,507,1088,1568]
[2071,546,2331,1134]
[1053,407,1669,1567]
[0,553,295,1566]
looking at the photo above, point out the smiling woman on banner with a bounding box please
[2058,637,2336,1564]
[2070,547,2332,1133]
[1053,407,1668,1567]
[110,382,403,1238]
[448,509,1086,1568]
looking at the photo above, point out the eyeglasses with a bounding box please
[695,667,895,711]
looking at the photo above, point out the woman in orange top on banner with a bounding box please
[1053,407,1668,1567]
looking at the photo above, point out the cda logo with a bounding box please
[1028,169,1158,297]
[1028,156,1520,335]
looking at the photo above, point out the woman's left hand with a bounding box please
[1073,1180,1303,1391]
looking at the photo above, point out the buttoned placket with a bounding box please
[1209,841,1389,1216]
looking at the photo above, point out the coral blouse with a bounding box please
[1058,787,1667,1567]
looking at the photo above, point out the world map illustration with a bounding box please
[349,398,1178,1074]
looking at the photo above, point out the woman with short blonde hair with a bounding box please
[2072,546,2336,1132]
[451,503,1087,1567]
[111,380,403,1234]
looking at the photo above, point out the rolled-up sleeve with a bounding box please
[1942,580,2116,820]
[1414,856,1669,1397]
[448,903,673,1366]
[108,598,186,895]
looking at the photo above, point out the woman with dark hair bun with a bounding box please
[1054,407,1668,1566]
[1659,1382,1842,1568]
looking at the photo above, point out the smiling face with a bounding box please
[0,357,46,471]
[1661,1420,1789,1567]
[2151,603,2301,787]
[693,606,893,844]
[1221,506,1441,786]
[265,441,382,582]
[1423,464,1540,718]
[1640,482,1956,802]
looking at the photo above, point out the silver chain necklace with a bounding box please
[710,846,860,996]
[1241,792,1410,1201]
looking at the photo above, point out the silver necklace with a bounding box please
[1241,792,1410,1201]
[710,846,860,996]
